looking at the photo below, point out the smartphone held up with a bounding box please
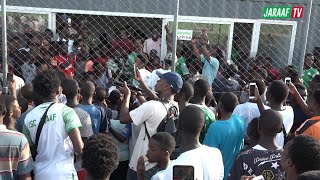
[173,165,195,180]
[249,83,257,100]
[285,77,291,87]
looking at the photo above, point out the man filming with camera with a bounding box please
[119,70,182,180]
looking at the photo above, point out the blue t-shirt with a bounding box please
[200,54,219,85]
[110,120,129,162]
[79,104,101,134]
[121,123,132,138]
[204,115,245,179]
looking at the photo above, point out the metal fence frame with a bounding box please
[0,0,314,90]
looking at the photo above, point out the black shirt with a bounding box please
[228,145,286,180]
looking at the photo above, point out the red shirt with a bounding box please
[268,68,280,80]
[111,38,133,55]
[97,57,110,67]
[53,55,76,78]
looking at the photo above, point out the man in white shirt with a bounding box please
[266,80,294,148]
[155,105,224,180]
[255,80,294,148]
[22,70,83,180]
[143,27,162,58]
[233,79,270,133]
[119,72,183,180]
[0,73,25,91]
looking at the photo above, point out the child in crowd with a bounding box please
[189,79,216,143]
[82,134,119,180]
[94,87,112,133]
[136,132,176,180]
[229,109,285,180]
[108,88,141,180]
[204,92,245,179]
[174,82,194,112]
[2,95,21,131]
[79,81,102,134]
[256,80,294,148]
[245,118,260,150]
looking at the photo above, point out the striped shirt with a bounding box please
[0,125,34,179]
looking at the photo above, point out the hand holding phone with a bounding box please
[285,77,291,87]
[249,83,256,100]
[134,67,142,82]
[133,63,137,75]
[7,73,13,82]
[173,165,194,180]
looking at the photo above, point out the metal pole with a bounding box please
[171,0,180,72]
[298,0,313,77]
[1,0,8,94]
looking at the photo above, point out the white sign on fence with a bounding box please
[176,29,193,41]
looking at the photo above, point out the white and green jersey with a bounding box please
[23,102,82,180]
[191,104,216,143]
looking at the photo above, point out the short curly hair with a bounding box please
[151,132,176,154]
[288,135,320,174]
[267,80,289,104]
[33,70,61,99]
[82,134,119,179]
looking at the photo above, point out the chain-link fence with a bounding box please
[1,0,319,101]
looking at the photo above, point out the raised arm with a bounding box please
[8,80,17,99]
[255,86,266,113]
[200,30,211,62]
[165,25,172,52]
[289,83,313,118]
[119,82,133,124]
[134,71,159,101]
[109,127,127,143]
[191,37,201,59]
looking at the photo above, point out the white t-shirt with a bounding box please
[276,106,294,148]
[158,145,224,180]
[129,123,142,157]
[129,100,167,171]
[133,68,152,87]
[151,170,165,180]
[143,38,161,57]
[23,102,82,180]
[232,102,270,133]
[0,73,25,90]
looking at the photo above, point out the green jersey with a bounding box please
[303,67,319,89]
[176,57,190,76]
[128,52,137,85]
[192,104,216,143]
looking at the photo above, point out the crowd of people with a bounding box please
[1,18,320,180]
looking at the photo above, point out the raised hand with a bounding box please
[119,81,131,96]
[191,36,198,45]
[137,155,148,179]
[134,70,142,82]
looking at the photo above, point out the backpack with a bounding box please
[144,100,179,139]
